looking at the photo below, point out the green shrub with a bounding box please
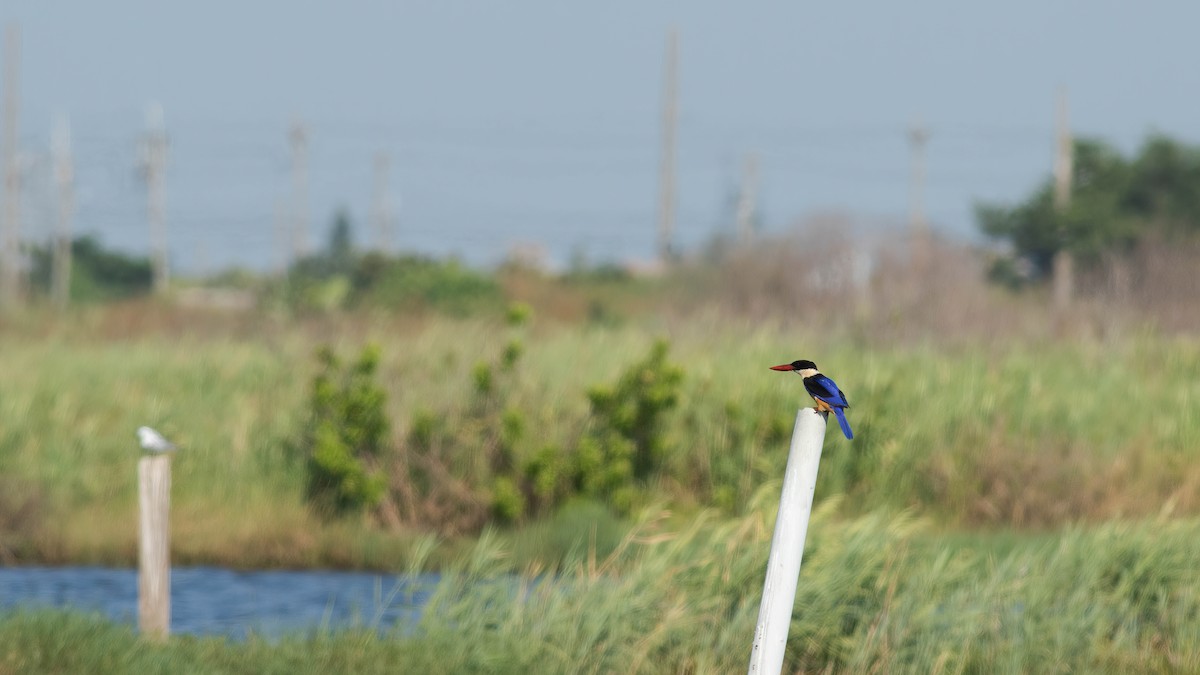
[490,476,526,523]
[575,339,684,511]
[28,234,154,303]
[357,255,502,314]
[301,344,388,516]
[390,305,542,531]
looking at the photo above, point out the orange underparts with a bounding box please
[812,398,834,414]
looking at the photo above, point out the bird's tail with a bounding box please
[832,407,853,440]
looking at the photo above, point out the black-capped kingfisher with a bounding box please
[770,359,853,439]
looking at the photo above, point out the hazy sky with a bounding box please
[4,1,1198,271]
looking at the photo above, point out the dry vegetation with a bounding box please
[701,217,1200,342]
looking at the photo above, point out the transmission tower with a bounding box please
[734,152,759,245]
[371,152,394,252]
[52,115,74,308]
[656,26,679,262]
[2,23,21,309]
[139,103,169,294]
[289,121,310,261]
[1052,87,1074,314]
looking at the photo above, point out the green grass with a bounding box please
[1,315,1199,567]
[4,505,1200,673]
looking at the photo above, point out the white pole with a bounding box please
[748,407,827,674]
[138,454,171,641]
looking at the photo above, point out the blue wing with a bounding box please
[804,374,850,408]
[805,374,853,439]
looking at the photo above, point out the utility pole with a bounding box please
[139,103,169,294]
[1052,87,1074,314]
[273,198,288,276]
[656,26,679,263]
[52,115,74,309]
[907,123,929,237]
[2,23,21,310]
[289,121,310,261]
[371,152,393,252]
[908,121,930,264]
[734,152,759,245]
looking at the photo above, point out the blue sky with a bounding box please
[4,1,1198,271]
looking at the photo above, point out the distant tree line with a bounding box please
[29,235,153,302]
[280,208,502,314]
[977,135,1200,288]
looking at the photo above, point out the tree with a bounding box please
[1124,136,1200,233]
[327,208,354,265]
[28,234,154,302]
[977,135,1200,287]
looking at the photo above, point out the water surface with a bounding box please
[0,565,435,639]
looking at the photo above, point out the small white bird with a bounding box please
[137,426,178,453]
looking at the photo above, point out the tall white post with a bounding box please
[748,407,827,674]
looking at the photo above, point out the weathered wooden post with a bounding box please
[138,454,171,640]
[747,407,827,674]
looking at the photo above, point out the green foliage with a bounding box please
[28,234,154,303]
[279,210,502,314]
[356,256,502,314]
[381,302,668,531]
[489,476,525,523]
[290,208,358,281]
[575,339,684,510]
[471,362,493,396]
[505,301,533,327]
[522,444,569,507]
[500,340,522,370]
[9,315,1200,570]
[390,310,543,531]
[978,135,1200,284]
[301,344,388,517]
[10,512,1200,673]
[279,209,361,311]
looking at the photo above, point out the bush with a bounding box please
[301,345,388,517]
[390,304,538,531]
[356,255,502,314]
[28,234,154,303]
[575,339,684,511]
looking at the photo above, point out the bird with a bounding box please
[769,359,853,439]
[136,426,178,453]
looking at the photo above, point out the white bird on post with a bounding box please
[137,426,177,453]
[135,424,175,640]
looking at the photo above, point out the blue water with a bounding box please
[0,566,437,639]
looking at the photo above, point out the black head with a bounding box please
[769,359,818,372]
